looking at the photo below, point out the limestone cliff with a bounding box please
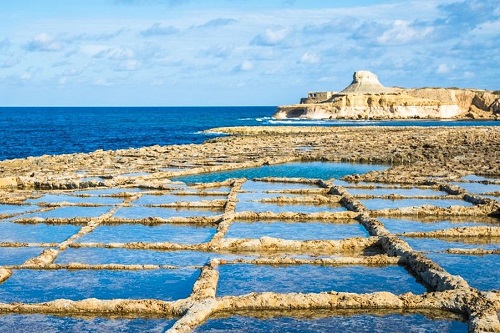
[275,71,500,120]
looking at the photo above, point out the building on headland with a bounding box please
[275,70,500,120]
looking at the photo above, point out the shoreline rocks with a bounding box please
[274,71,500,120]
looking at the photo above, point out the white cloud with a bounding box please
[376,20,434,45]
[94,47,135,60]
[115,59,141,71]
[140,23,179,36]
[251,27,291,46]
[299,51,319,64]
[25,33,62,52]
[437,63,453,74]
[233,60,253,72]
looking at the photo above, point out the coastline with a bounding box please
[0,125,499,332]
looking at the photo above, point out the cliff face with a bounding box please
[274,71,500,120]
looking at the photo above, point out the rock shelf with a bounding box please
[0,126,499,332]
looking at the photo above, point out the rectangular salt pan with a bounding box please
[360,198,473,210]
[0,314,176,333]
[77,223,216,244]
[236,201,345,214]
[225,220,367,240]
[21,206,112,219]
[0,268,199,302]
[0,204,38,217]
[216,264,426,296]
[379,217,496,234]
[427,253,500,291]
[402,237,500,252]
[113,206,222,219]
[55,248,249,266]
[0,247,44,266]
[134,194,224,205]
[348,188,447,197]
[195,313,466,333]
[0,222,80,243]
[26,194,123,205]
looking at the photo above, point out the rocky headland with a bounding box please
[274,70,500,120]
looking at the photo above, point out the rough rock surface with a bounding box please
[274,70,499,120]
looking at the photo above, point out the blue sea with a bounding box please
[0,106,498,161]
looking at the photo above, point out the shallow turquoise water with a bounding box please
[0,204,38,217]
[379,218,494,234]
[26,194,123,205]
[450,182,500,195]
[403,237,500,252]
[235,201,345,213]
[225,220,367,240]
[216,264,426,296]
[0,268,199,302]
[427,253,500,291]
[240,181,319,192]
[0,222,80,243]
[113,206,222,219]
[20,206,112,219]
[0,314,176,333]
[134,194,224,205]
[173,162,387,183]
[360,198,473,210]
[348,187,447,197]
[77,223,216,244]
[195,313,466,333]
[55,248,250,266]
[0,247,44,266]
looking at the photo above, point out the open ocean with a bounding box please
[0,106,498,161]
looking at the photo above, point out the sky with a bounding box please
[0,0,498,106]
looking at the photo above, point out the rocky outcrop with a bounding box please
[275,71,499,120]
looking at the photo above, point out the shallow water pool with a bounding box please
[0,204,38,217]
[402,237,500,252]
[235,201,345,214]
[113,206,222,219]
[55,248,249,266]
[134,194,224,205]
[216,264,426,296]
[379,218,494,234]
[0,314,176,333]
[360,198,473,210]
[77,223,216,244]
[348,187,447,197]
[0,268,199,303]
[20,206,112,220]
[225,220,367,240]
[195,312,466,333]
[426,253,500,291]
[0,222,80,243]
[0,247,44,266]
[173,162,387,183]
[26,194,123,205]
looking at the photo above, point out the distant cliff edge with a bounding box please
[274,71,500,120]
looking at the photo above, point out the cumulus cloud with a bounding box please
[233,60,253,72]
[94,47,135,60]
[140,23,179,36]
[251,27,291,46]
[299,51,320,64]
[25,33,62,52]
[195,18,237,29]
[376,20,434,45]
[67,29,126,43]
[198,45,233,59]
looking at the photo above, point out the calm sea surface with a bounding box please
[0,106,498,161]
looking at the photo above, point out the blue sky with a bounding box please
[0,0,498,106]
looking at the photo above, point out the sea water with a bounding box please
[1,107,499,161]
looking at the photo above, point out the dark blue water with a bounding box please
[0,107,498,161]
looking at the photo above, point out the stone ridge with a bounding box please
[275,70,500,120]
